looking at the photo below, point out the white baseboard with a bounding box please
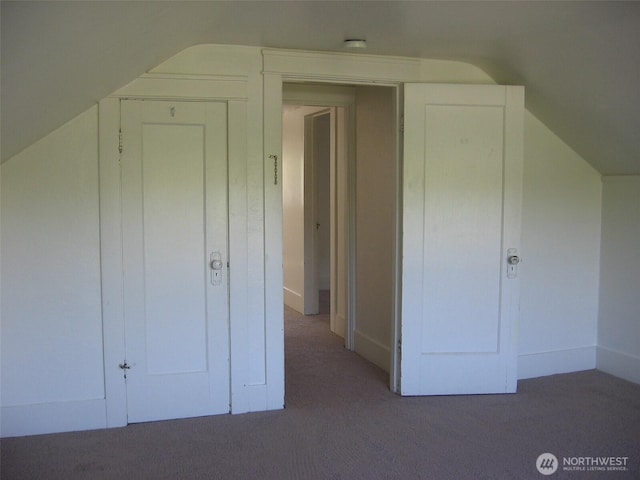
[597,346,640,385]
[354,330,390,373]
[331,313,346,339]
[518,346,596,380]
[283,286,303,314]
[1,398,107,438]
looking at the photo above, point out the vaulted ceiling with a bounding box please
[2,1,639,174]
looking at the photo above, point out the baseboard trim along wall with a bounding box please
[596,346,640,385]
[354,330,390,373]
[283,287,304,314]
[518,346,597,380]
[333,314,347,339]
[1,399,107,438]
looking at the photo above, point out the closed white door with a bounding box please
[120,100,230,422]
[401,84,524,395]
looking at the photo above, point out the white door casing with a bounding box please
[401,84,524,395]
[101,67,270,427]
[303,109,332,315]
[281,83,355,343]
[120,100,230,422]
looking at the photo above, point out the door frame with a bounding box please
[303,108,332,316]
[266,53,404,392]
[99,73,253,428]
[283,87,356,346]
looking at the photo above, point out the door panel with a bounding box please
[421,105,504,354]
[121,100,230,422]
[401,84,524,395]
[143,123,208,374]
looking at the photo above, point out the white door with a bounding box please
[121,100,230,422]
[303,110,332,315]
[401,84,524,395]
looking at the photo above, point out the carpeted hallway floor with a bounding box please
[1,305,639,479]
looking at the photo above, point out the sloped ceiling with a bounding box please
[2,1,639,174]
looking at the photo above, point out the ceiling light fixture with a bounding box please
[343,39,367,50]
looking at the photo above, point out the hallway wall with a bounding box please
[354,86,396,372]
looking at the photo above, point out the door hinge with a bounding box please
[399,115,405,134]
[118,128,124,154]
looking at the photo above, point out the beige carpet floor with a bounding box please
[1,305,639,479]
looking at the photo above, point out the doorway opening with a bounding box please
[281,83,400,398]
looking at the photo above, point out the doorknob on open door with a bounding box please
[210,251,223,286]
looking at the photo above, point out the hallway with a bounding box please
[284,302,389,409]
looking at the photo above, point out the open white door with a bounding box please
[302,110,332,315]
[121,100,230,422]
[400,84,524,395]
